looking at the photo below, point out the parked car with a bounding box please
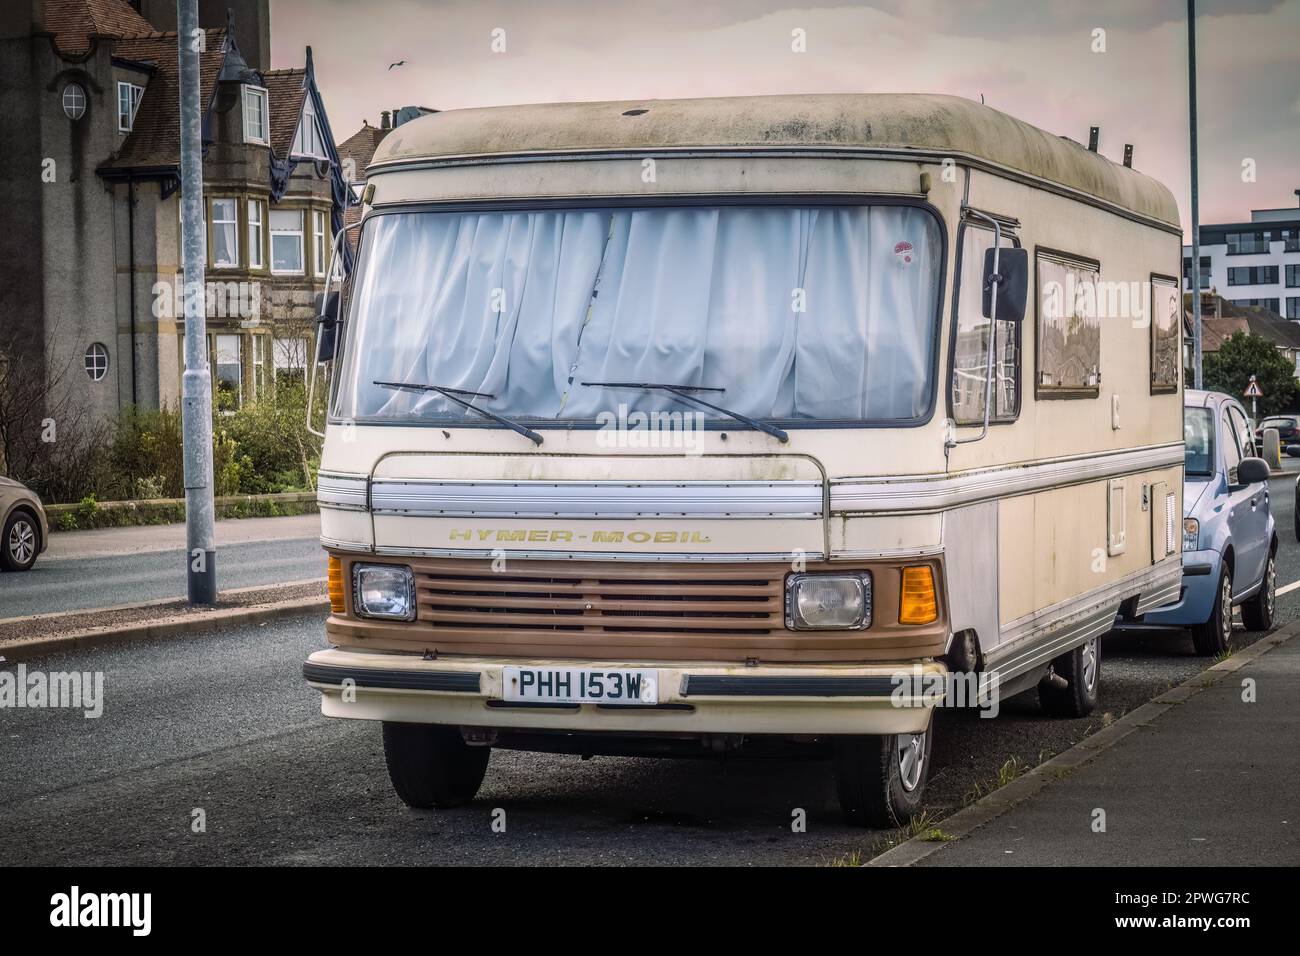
[1255,414,1300,448]
[1137,390,1277,655]
[0,476,48,571]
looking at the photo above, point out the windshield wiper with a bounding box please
[374,381,543,445]
[582,381,789,443]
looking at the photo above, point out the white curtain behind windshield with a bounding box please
[333,204,942,424]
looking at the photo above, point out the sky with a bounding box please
[270,0,1300,237]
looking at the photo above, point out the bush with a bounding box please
[13,386,320,505]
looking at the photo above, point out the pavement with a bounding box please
[917,633,1300,866]
[0,514,324,620]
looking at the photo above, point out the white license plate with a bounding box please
[501,667,659,705]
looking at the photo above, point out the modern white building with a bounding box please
[1183,200,1300,320]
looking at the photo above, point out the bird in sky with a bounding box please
[388,60,406,70]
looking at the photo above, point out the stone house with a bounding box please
[0,0,352,425]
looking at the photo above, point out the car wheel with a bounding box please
[1,510,40,572]
[1039,636,1100,718]
[835,724,933,829]
[1241,546,1277,632]
[381,722,490,809]
[1191,565,1232,656]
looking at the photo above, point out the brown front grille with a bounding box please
[416,560,782,638]
[328,554,949,664]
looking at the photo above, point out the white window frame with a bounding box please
[62,83,87,120]
[210,198,239,269]
[313,210,327,277]
[247,200,265,270]
[242,85,269,146]
[270,208,305,275]
[215,333,244,409]
[117,81,143,132]
[291,99,327,159]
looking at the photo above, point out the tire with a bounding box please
[1191,565,1232,657]
[1240,546,1277,632]
[1,510,40,572]
[1039,636,1100,718]
[834,725,932,829]
[381,722,489,809]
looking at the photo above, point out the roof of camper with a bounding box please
[369,93,1180,227]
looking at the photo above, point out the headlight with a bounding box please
[785,572,872,630]
[1183,518,1199,552]
[353,563,415,620]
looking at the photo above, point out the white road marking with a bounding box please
[1277,578,1300,598]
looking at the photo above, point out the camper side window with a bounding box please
[951,224,1020,424]
[1035,250,1101,398]
[1150,275,1181,394]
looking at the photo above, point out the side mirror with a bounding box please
[1236,457,1271,485]
[314,290,340,364]
[982,246,1029,324]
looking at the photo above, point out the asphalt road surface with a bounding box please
[0,515,323,619]
[2,476,1298,866]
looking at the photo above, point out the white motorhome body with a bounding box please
[305,94,1184,825]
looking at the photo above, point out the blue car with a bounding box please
[1137,390,1277,654]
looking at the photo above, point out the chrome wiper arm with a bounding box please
[374,380,543,445]
[582,381,789,443]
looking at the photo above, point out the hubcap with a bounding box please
[1080,637,1099,693]
[1265,556,1276,618]
[896,732,926,792]
[1220,572,1232,639]
[8,519,35,565]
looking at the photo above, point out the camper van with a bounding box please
[303,94,1185,827]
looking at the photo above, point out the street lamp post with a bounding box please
[1188,0,1203,390]
[177,0,217,604]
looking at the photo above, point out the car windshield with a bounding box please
[332,204,943,425]
[1260,418,1293,429]
[1185,406,1214,477]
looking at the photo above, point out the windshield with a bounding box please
[1185,406,1214,477]
[332,204,943,425]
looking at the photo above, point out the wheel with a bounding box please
[381,722,489,809]
[834,725,932,828]
[1240,547,1277,632]
[1,510,39,572]
[1039,636,1100,718]
[1191,565,1232,657]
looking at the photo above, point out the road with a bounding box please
[1,477,1298,865]
[0,515,323,619]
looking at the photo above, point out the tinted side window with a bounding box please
[1229,407,1255,458]
[1221,409,1242,481]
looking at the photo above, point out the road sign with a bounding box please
[1244,376,1263,398]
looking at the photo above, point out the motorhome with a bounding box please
[303,93,1185,826]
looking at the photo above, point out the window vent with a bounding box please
[1165,492,1177,555]
[1107,478,1127,556]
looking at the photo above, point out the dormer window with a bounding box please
[117,81,143,132]
[291,99,326,159]
[243,85,269,145]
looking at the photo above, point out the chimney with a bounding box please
[381,111,391,129]
[1088,126,1099,152]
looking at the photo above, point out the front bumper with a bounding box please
[303,647,944,736]
[1136,549,1220,627]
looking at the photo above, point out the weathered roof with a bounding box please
[338,122,389,179]
[263,68,309,159]
[1184,293,1300,352]
[371,93,1179,227]
[103,29,228,171]
[40,0,155,57]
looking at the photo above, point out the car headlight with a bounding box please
[353,563,415,620]
[1182,518,1199,552]
[785,572,872,630]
